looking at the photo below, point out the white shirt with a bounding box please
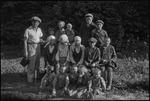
[24,26,43,43]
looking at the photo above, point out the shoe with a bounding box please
[106,86,111,91]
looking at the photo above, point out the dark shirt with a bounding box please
[92,29,108,47]
[79,22,96,47]
[68,72,79,86]
[84,47,101,69]
[77,73,90,87]
[44,44,57,67]
[99,45,117,63]
[73,47,83,63]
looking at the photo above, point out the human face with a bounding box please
[60,41,68,46]
[67,24,72,30]
[97,23,103,30]
[95,72,101,78]
[71,66,78,74]
[105,38,111,46]
[32,20,40,28]
[60,66,66,73]
[86,17,93,24]
[89,42,96,48]
[75,39,81,46]
[49,30,54,35]
[58,22,65,29]
[49,39,55,45]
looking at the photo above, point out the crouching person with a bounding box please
[40,65,55,92]
[44,35,57,74]
[55,34,70,73]
[75,65,90,99]
[68,65,79,96]
[84,38,101,76]
[69,36,85,68]
[99,37,117,91]
[52,66,69,97]
[87,68,106,99]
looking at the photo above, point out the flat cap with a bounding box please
[96,20,104,25]
[88,37,97,43]
[85,13,93,18]
[31,16,41,23]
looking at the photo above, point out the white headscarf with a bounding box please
[44,35,56,48]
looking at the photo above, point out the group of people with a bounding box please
[24,13,117,99]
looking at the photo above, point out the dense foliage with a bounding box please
[1,1,149,57]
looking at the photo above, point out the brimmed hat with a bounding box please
[30,16,41,23]
[85,13,93,18]
[88,37,97,43]
[96,20,104,25]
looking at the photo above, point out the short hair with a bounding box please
[105,37,111,42]
[79,65,88,73]
[71,65,78,71]
[58,21,65,26]
[74,36,81,42]
[67,23,72,27]
[94,68,101,75]
[48,28,55,32]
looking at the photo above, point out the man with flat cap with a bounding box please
[79,13,96,47]
[84,37,101,76]
[24,16,43,86]
[92,20,108,48]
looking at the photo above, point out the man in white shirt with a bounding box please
[24,16,43,86]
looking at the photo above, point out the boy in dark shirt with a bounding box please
[68,65,79,96]
[92,20,108,48]
[76,65,90,99]
[84,38,101,76]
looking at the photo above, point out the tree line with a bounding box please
[1,1,149,56]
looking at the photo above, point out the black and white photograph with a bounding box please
[1,1,149,100]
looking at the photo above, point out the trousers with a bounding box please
[27,43,41,82]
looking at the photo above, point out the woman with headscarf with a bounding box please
[43,35,57,73]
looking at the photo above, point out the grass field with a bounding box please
[1,45,149,100]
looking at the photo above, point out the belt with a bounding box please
[27,42,40,44]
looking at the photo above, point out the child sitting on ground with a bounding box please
[68,65,79,96]
[40,65,55,92]
[75,65,91,99]
[52,65,69,96]
[87,68,106,99]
